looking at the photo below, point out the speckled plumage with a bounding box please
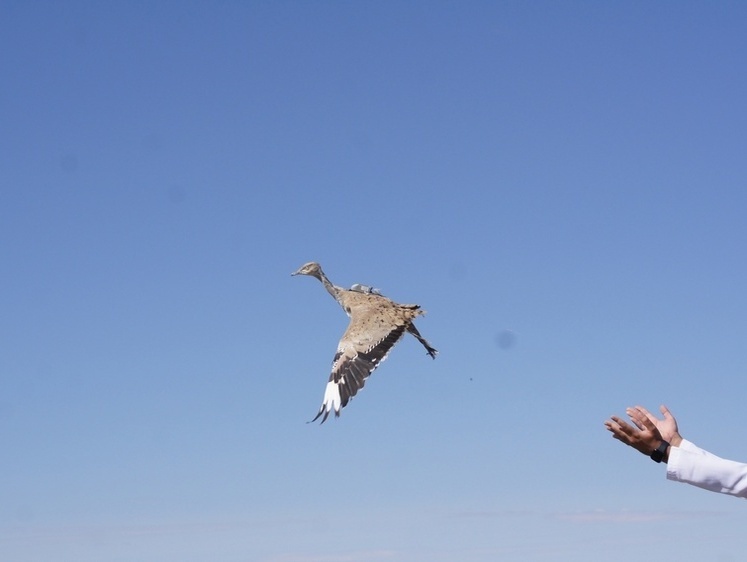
[292,261,437,422]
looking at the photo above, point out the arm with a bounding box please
[605,405,747,499]
[668,441,747,498]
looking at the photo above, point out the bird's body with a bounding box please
[292,261,437,422]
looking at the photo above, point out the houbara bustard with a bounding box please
[292,262,437,422]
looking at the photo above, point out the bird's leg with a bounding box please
[407,324,438,359]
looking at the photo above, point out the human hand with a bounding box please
[631,404,682,447]
[605,409,664,457]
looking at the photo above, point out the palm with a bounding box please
[642,405,679,443]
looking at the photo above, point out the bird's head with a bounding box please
[291,261,323,279]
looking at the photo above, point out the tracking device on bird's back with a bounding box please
[650,440,670,463]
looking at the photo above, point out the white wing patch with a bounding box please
[317,380,343,419]
[311,324,407,423]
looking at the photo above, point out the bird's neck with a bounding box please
[316,269,343,303]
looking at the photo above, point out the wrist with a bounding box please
[650,440,670,463]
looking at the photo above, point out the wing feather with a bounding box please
[311,323,407,422]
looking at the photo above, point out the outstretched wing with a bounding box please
[311,322,407,423]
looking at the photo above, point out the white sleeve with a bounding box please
[667,439,747,499]
[677,438,712,456]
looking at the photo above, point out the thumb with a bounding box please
[660,404,674,421]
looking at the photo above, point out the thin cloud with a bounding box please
[445,508,725,523]
[263,550,397,562]
[551,508,726,523]
[446,509,536,519]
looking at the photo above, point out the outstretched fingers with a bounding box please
[605,415,635,441]
[627,406,657,432]
[632,404,659,426]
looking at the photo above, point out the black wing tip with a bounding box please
[309,409,327,424]
[308,406,341,424]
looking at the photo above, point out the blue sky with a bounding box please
[2,2,747,560]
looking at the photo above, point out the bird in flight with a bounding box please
[292,262,437,422]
